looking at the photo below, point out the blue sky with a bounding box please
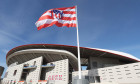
[1,0,140,77]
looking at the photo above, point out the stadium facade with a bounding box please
[2,44,140,84]
[0,66,4,83]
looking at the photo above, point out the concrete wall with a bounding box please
[89,57,121,69]
[2,57,69,84]
[24,56,43,83]
[2,56,43,84]
[45,59,69,84]
[2,63,24,83]
[72,62,140,84]
[99,62,140,84]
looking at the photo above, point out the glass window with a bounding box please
[85,76,89,81]
[92,62,97,69]
[33,61,36,66]
[95,76,100,83]
[89,76,95,83]
[13,70,17,76]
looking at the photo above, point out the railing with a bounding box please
[42,64,55,68]
[23,65,37,69]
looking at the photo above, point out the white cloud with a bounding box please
[117,45,140,52]
[0,34,15,47]
[0,30,28,44]
[2,49,9,54]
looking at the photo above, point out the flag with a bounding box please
[35,6,77,30]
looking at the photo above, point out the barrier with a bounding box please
[18,81,24,84]
[27,80,32,84]
[13,81,16,84]
[38,80,47,84]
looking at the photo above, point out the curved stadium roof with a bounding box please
[6,44,140,70]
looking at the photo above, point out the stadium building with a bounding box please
[0,66,4,83]
[2,44,140,84]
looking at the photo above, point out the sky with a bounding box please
[1,0,140,77]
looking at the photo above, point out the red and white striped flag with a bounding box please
[35,6,77,30]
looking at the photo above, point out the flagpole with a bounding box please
[76,5,82,79]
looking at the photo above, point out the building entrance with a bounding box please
[20,69,30,81]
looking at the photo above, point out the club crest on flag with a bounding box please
[51,10,63,19]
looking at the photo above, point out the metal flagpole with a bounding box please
[75,5,82,79]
